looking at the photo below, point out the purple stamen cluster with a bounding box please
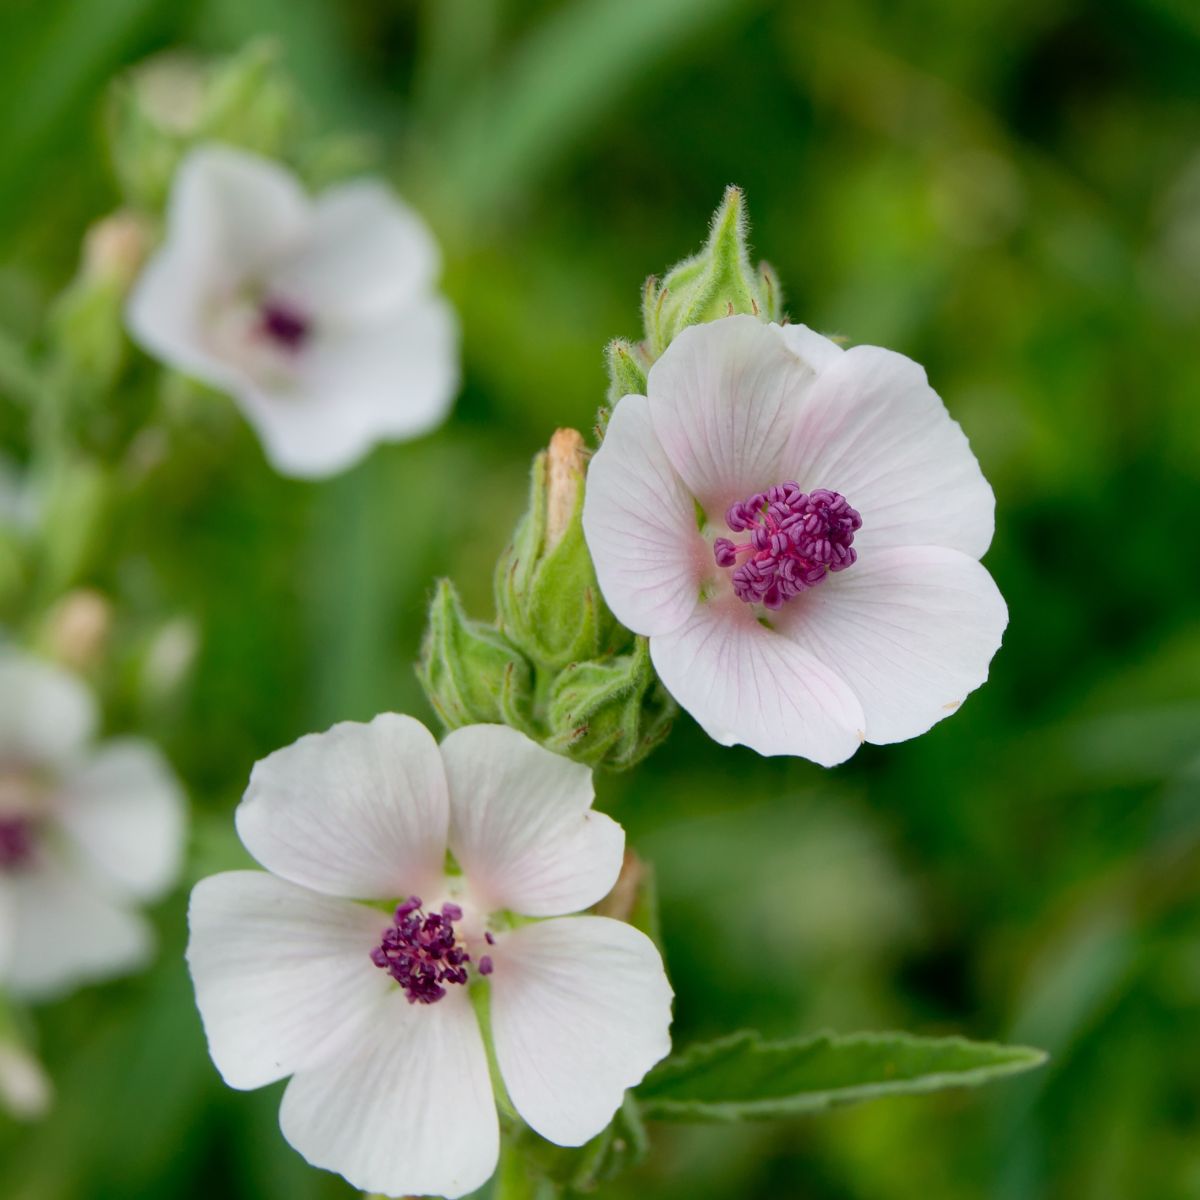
[0,816,35,870]
[713,483,861,609]
[370,897,472,1005]
[258,300,310,352]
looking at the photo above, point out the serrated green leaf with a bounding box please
[638,1030,1047,1122]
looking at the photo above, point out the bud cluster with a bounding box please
[603,185,783,411]
[419,429,674,770]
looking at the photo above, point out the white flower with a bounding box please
[0,1037,52,1120]
[0,650,186,998]
[127,145,459,479]
[582,315,1007,766]
[186,717,672,1200]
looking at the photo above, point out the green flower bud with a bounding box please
[545,637,674,770]
[639,185,783,363]
[49,211,152,396]
[106,40,299,211]
[604,337,649,407]
[418,579,534,732]
[495,429,630,671]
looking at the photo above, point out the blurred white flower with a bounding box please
[188,717,672,1199]
[128,145,459,479]
[0,650,186,998]
[583,315,1007,766]
[0,1036,52,1120]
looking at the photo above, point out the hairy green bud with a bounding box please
[637,186,783,367]
[418,579,534,732]
[106,40,299,210]
[495,429,629,671]
[545,637,674,770]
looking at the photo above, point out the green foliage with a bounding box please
[639,1031,1046,1122]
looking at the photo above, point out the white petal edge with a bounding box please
[269,179,442,322]
[236,714,448,900]
[646,315,818,517]
[186,871,392,1090]
[649,597,866,765]
[0,651,96,767]
[781,343,995,559]
[774,322,846,372]
[779,545,1008,745]
[582,393,707,637]
[440,725,624,918]
[240,295,458,479]
[490,916,673,1146]
[57,739,186,900]
[2,854,151,999]
[280,988,498,1200]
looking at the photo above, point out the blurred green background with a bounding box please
[2,0,1199,1197]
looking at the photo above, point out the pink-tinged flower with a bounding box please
[0,650,186,997]
[127,145,458,479]
[186,717,672,1199]
[582,315,1007,766]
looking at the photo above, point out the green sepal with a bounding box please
[106,40,300,211]
[604,337,649,408]
[494,436,628,672]
[546,636,675,770]
[417,578,534,733]
[637,1029,1048,1123]
[641,185,780,362]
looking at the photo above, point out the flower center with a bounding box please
[257,299,311,353]
[0,815,36,870]
[370,897,492,1005]
[713,483,861,609]
[0,768,41,871]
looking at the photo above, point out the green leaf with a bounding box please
[638,1030,1047,1122]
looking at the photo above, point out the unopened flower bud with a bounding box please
[107,40,298,210]
[82,211,152,288]
[637,186,783,365]
[495,430,629,671]
[40,588,112,673]
[418,579,534,731]
[546,637,674,770]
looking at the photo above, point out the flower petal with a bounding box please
[582,393,707,637]
[279,988,497,1200]
[126,144,310,391]
[649,597,865,765]
[236,714,448,900]
[2,854,150,999]
[269,180,442,322]
[781,344,995,558]
[490,916,672,1146]
[775,322,846,372]
[440,725,623,917]
[57,739,186,900]
[647,315,815,516]
[0,1041,52,1120]
[779,545,1008,745]
[186,871,392,1090]
[0,651,95,767]
[237,296,459,479]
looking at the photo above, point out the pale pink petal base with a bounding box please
[490,916,673,1146]
[187,871,392,1090]
[780,545,1009,744]
[236,714,448,900]
[440,725,624,917]
[280,988,498,1200]
[650,598,866,765]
